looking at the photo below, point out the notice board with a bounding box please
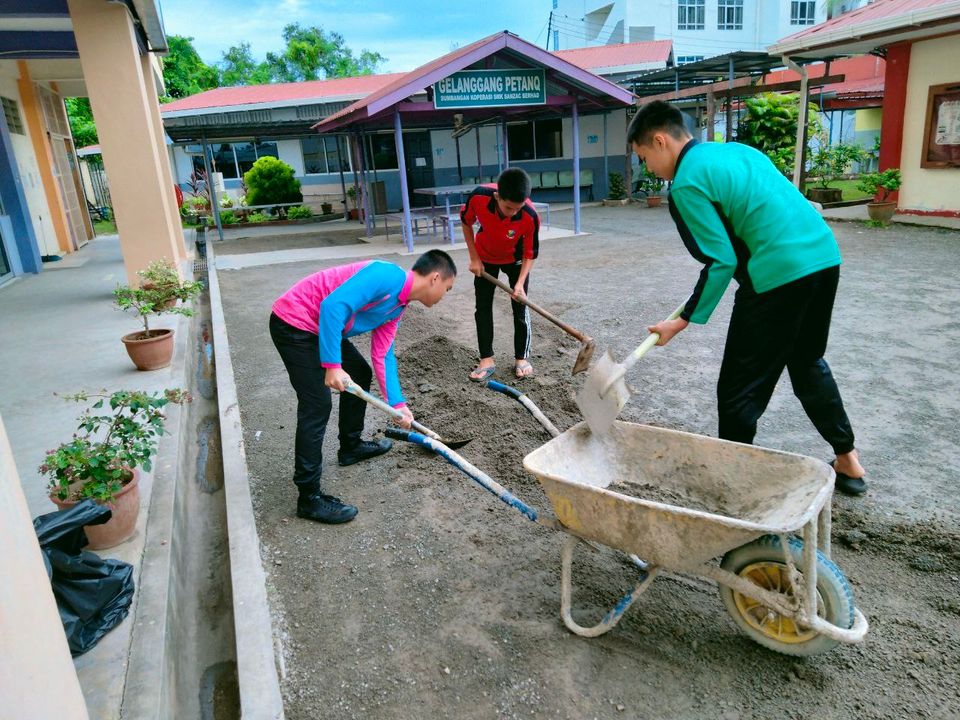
[921,81,960,168]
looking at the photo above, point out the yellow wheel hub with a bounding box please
[733,561,823,644]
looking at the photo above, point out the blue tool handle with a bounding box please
[385,428,538,522]
[485,379,522,400]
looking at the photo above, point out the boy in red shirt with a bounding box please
[460,167,540,381]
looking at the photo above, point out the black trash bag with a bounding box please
[33,499,136,657]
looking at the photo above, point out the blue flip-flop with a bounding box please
[469,365,496,383]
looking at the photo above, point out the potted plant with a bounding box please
[346,186,360,220]
[39,389,190,549]
[605,172,627,206]
[639,167,665,207]
[807,139,863,205]
[857,168,902,223]
[321,201,333,215]
[138,258,180,310]
[115,270,203,371]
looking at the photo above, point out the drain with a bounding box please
[194,257,208,274]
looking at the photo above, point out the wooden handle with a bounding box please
[481,271,589,343]
[344,383,441,440]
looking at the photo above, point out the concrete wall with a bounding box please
[0,413,89,719]
[899,35,960,215]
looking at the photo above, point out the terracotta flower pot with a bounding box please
[50,469,141,550]
[867,201,897,222]
[646,195,663,208]
[122,328,175,370]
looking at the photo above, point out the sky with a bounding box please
[158,0,554,75]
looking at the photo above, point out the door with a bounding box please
[403,131,434,208]
[38,84,89,250]
[0,193,12,283]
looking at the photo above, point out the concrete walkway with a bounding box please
[822,203,960,230]
[0,235,191,719]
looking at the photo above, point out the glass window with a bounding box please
[326,136,349,173]
[676,55,705,65]
[211,143,238,179]
[233,142,258,176]
[791,0,816,25]
[534,118,562,159]
[677,0,705,30]
[507,123,535,161]
[369,134,398,170]
[302,136,327,174]
[255,141,278,160]
[718,0,743,30]
[1,96,24,135]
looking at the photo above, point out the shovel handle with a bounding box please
[481,271,590,343]
[344,383,441,441]
[600,302,686,395]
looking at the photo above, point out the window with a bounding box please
[677,0,705,30]
[676,55,705,65]
[552,0,558,7]
[369,134,398,170]
[211,143,239,179]
[1,96,24,135]
[302,136,345,174]
[553,29,559,50]
[203,140,280,179]
[791,0,816,25]
[717,0,743,30]
[507,119,563,161]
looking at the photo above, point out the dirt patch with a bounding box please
[219,206,960,720]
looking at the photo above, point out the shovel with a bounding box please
[576,302,686,435]
[344,383,472,449]
[481,271,595,375]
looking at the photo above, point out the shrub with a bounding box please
[857,168,902,203]
[247,211,269,223]
[40,389,190,503]
[638,165,664,195]
[738,92,821,176]
[607,172,626,200]
[219,209,237,225]
[115,273,203,337]
[219,194,234,208]
[287,205,313,219]
[809,139,864,188]
[243,156,303,206]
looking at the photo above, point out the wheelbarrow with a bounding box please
[387,383,868,657]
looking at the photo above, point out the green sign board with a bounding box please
[433,69,547,109]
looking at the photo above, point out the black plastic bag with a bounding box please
[33,500,135,657]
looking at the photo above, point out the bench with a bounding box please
[385,207,451,244]
[529,169,594,200]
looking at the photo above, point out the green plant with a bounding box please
[246,211,269,223]
[287,205,313,219]
[219,194,234,209]
[857,168,902,202]
[346,185,358,208]
[607,172,626,200]
[638,165,664,195]
[219,209,237,225]
[809,139,864,188]
[40,389,191,503]
[115,272,203,338]
[243,156,303,206]
[738,92,821,176]
[864,219,889,228]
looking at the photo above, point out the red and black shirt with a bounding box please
[460,184,540,265]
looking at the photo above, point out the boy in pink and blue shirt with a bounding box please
[270,250,457,524]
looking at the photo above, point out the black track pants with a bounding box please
[474,261,531,360]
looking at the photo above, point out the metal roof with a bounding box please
[625,51,786,97]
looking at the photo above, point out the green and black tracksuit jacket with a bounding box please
[668,139,841,324]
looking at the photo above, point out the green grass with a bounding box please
[804,178,872,202]
[93,218,117,235]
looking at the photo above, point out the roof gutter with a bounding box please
[769,1,960,55]
[129,0,168,52]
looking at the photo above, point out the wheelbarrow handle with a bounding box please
[344,383,441,441]
[385,427,539,522]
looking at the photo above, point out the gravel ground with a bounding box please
[218,205,960,720]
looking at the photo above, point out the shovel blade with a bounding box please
[576,351,631,435]
[571,338,596,375]
[442,437,472,450]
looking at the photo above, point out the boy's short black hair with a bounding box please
[496,167,531,203]
[627,100,691,147]
[412,249,457,278]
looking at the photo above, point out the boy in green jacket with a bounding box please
[627,100,867,495]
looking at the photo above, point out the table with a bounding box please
[412,184,478,243]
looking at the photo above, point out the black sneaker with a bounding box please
[296,493,358,524]
[829,460,867,496]
[338,438,393,467]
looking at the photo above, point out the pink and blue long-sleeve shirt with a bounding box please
[272,260,414,408]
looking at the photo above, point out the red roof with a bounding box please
[160,73,407,113]
[552,40,672,70]
[778,0,955,45]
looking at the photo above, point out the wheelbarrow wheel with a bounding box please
[718,534,855,656]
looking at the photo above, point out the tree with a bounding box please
[219,42,273,87]
[737,92,821,177]
[65,97,98,148]
[162,35,219,102]
[262,24,385,83]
